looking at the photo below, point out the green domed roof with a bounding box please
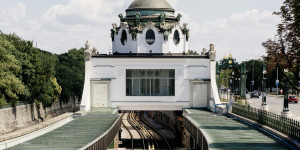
[126,0,174,12]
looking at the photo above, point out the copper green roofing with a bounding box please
[126,0,174,12]
[184,109,286,150]
[8,109,119,150]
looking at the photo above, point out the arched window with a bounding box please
[173,30,180,45]
[121,30,127,45]
[146,29,155,45]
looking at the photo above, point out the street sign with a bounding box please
[251,81,254,85]
[276,80,279,86]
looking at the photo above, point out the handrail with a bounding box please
[80,115,122,150]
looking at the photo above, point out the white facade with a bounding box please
[80,55,221,111]
[112,22,188,54]
[80,0,220,112]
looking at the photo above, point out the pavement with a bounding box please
[0,113,73,142]
[247,94,300,121]
[7,108,120,150]
[184,109,287,150]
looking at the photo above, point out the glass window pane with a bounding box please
[160,79,168,95]
[169,70,175,78]
[132,79,139,95]
[132,70,139,77]
[154,70,160,77]
[169,79,175,96]
[126,70,132,78]
[140,70,146,78]
[126,69,175,96]
[140,79,150,96]
[126,79,132,95]
[151,79,160,95]
[147,70,154,77]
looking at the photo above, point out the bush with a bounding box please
[0,96,7,108]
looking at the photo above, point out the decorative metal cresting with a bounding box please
[216,54,247,99]
[232,103,300,146]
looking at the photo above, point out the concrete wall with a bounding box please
[89,57,212,110]
[0,98,79,135]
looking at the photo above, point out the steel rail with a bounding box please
[140,112,172,150]
[127,111,146,150]
[121,112,133,149]
[139,113,159,150]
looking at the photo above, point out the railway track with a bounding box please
[121,111,171,150]
[140,112,171,150]
[121,113,133,149]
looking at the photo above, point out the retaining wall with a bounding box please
[0,99,79,135]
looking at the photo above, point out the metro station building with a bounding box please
[80,0,220,111]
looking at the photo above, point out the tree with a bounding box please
[262,0,300,92]
[0,31,62,108]
[31,51,61,107]
[219,69,232,88]
[56,48,84,103]
[0,36,26,107]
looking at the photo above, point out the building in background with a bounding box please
[80,0,220,111]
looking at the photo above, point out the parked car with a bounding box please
[250,91,260,98]
[288,95,298,103]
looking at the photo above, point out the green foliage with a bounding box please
[187,49,199,55]
[0,31,83,108]
[56,48,84,103]
[0,36,26,106]
[243,60,263,91]
[0,96,6,108]
[0,31,63,108]
[262,0,300,91]
[219,69,232,88]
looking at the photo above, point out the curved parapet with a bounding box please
[80,41,92,112]
[80,61,91,112]
[80,114,122,150]
[209,44,220,111]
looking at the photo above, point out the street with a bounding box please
[247,94,300,121]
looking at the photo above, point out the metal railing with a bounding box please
[232,103,300,141]
[80,115,122,150]
[183,116,209,150]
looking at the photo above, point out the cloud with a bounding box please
[0,0,132,54]
[179,9,281,61]
[167,0,178,9]
[42,0,131,26]
[0,2,26,26]
[0,1,281,62]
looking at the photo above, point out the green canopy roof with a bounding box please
[126,0,174,12]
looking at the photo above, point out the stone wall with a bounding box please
[0,98,80,135]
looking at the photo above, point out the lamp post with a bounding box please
[281,69,292,117]
[231,71,235,95]
[252,59,254,92]
[261,60,269,111]
[276,67,279,96]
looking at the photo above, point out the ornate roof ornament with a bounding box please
[84,41,91,61]
[209,44,216,61]
[176,14,182,22]
[134,12,142,26]
[85,41,90,51]
[118,14,124,22]
[146,21,155,29]
[92,47,98,56]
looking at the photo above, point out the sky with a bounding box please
[0,0,284,61]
